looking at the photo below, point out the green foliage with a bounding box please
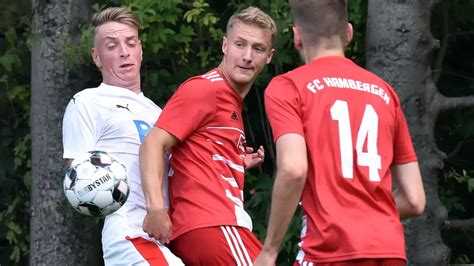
[0,0,32,264]
[347,0,367,63]
[63,27,94,68]
[439,169,473,213]
[432,0,474,263]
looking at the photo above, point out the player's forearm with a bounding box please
[139,136,166,211]
[263,170,306,254]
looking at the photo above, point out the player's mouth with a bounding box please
[120,63,134,69]
[237,66,253,72]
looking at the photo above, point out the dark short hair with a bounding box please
[289,0,348,45]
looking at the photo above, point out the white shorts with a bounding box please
[103,234,184,266]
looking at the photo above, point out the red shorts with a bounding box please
[170,225,262,265]
[294,258,406,266]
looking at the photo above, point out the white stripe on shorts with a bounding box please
[221,226,253,266]
[231,226,252,265]
[221,226,242,266]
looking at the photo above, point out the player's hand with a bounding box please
[143,208,172,244]
[244,146,265,169]
[253,250,277,266]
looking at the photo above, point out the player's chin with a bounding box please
[117,70,139,79]
[234,74,255,86]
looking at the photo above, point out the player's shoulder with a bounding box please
[69,86,103,106]
[68,85,124,112]
[63,87,106,119]
[178,69,224,95]
[184,69,223,86]
[72,86,99,99]
[72,84,101,101]
[355,65,389,86]
[272,62,316,87]
[266,67,303,93]
[356,66,401,103]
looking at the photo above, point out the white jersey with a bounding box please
[63,83,182,265]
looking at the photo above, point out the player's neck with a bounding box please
[300,38,346,64]
[102,80,141,94]
[304,48,345,64]
[218,64,250,99]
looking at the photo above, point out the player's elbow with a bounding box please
[278,162,307,184]
[409,192,426,216]
[392,162,425,217]
[402,190,425,217]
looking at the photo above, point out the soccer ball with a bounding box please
[63,150,129,217]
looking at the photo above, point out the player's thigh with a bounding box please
[170,225,262,266]
[294,258,406,266]
[103,235,184,266]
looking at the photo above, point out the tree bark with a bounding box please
[366,0,450,265]
[30,0,101,265]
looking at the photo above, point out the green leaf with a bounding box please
[5,27,17,47]
[174,35,192,43]
[10,245,20,263]
[6,230,17,244]
[7,85,27,101]
[468,178,474,192]
[8,221,22,234]
[0,53,16,72]
[6,198,20,215]
[179,25,195,37]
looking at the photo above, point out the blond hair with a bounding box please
[226,6,277,44]
[91,7,139,41]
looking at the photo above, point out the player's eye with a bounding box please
[106,43,117,50]
[254,46,265,53]
[235,42,245,48]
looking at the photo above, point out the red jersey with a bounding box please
[156,68,252,240]
[264,56,417,262]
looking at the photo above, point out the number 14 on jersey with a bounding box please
[330,100,381,182]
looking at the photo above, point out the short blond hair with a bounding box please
[226,6,277,44]
[91,7,139,41]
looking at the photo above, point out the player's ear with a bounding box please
[292,26,302,50]
[266,47,275,64]
[139,40,143,61]
[222,36,228,55]
[91,47,101,69]
[346,23,353,46]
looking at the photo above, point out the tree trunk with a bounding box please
[30,1,101,265]
[366,0,450,265]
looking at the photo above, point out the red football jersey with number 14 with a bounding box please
[265,56,417,263]
[156,68,253,240]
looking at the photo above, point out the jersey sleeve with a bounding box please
[264,76,304,142]
[62,95,100,159]
[156,79,216,141]
[392,105,417,164]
